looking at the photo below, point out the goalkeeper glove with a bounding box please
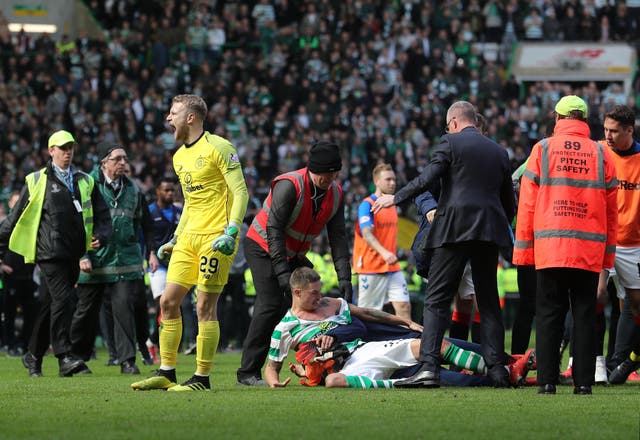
[157,235,177,260]
[212,224,239,256]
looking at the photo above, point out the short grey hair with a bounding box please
[447,101,477,125]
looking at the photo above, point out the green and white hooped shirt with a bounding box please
[268,298,362,362]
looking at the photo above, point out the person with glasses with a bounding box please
[71,141,159,375]
[0,130,111,378]
[372,101,516,388]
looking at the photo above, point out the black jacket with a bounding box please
[260,177,351,282]
[394,126,515,249]
[0,161,111,262]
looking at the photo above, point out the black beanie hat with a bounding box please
[97,142,121,161]
[308,141,342,173]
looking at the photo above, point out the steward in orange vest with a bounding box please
[513,95,618,395]
[513,120,617,272]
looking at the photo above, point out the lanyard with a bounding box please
[54,166,74,194]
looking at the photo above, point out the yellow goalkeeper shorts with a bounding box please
[166,232,235,294]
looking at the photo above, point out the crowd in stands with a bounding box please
[1,0,639,234]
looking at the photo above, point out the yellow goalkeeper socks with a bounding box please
[159,317,182,368]
[195,321,220,376]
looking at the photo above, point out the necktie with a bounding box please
[60,170,73,193]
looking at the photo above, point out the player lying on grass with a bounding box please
[264,267,535,388]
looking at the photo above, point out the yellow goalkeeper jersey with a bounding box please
[173,131,247,235]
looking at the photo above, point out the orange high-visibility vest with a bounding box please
[353,195,401,274]
[513,119,618,272]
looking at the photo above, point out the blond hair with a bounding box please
[172,94,208,121]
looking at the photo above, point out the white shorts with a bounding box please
[457,263,475,300]
[149,267,167,299]
[340,339,418,380]
[613,246,640,291]
[357,271,410,309]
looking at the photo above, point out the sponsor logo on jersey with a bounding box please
[618,180,640,190]
[182,172,204,192]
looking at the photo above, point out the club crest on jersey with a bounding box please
[229,153,239,163]
[195,157,205,169]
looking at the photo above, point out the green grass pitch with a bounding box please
[0,348,638,439]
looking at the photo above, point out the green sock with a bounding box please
[345,375,395,389]
[630,351,639,362]
[443,343,486,373]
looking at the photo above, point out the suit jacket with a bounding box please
[394,126,515,249]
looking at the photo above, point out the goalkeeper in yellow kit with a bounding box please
[131,94,248,391]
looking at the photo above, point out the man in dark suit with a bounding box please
[373,101,516,387]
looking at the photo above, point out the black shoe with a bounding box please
[573,385,592,395]
[538,384,556,394]
[608,358,640,385]
[236,376,267,386]
[394,367,440,388]
[120,359,141,375]
[105,358,120,366]
[58,355,86,377]
[22,352,43,377]
[75,364,93,375]
[488,365,510,388]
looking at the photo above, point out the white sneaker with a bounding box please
[594,355,607,384]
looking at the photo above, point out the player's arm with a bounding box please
[265,359,291,388]
[222,161,249,228]
[349,303,423,332]
[362,226,397,265]
[210,145,248,255]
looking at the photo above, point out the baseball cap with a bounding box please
[555,95,588,118]
[48,130,76,149]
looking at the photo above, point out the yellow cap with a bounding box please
[48,130,76,149]
[555,95,588,118]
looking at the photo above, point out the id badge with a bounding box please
[73,199,82,213]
